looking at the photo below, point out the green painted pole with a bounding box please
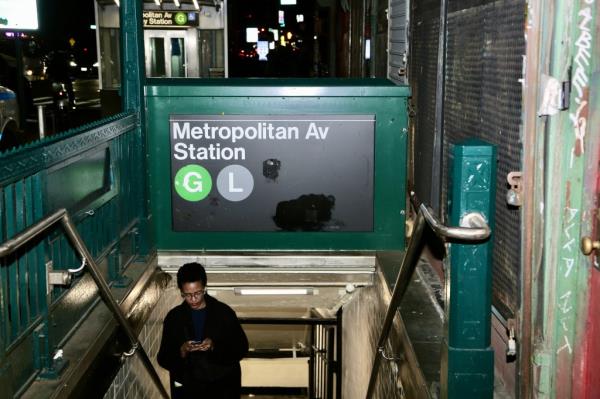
[120,0,144,113]
[120,0,153,258]
[441,139,496,399]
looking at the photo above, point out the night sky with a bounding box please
[37,0,96,51]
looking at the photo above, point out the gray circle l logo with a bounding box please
[216,165,254,201]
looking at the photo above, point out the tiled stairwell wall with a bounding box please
[103,269,407,398]
[342,270,411,399]
[103,284,180,399]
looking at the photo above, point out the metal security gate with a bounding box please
[310,321,339,399]
[410,0,525,320]
[443,0,525,319]
[240,314,341,399]
[387,0,410,85]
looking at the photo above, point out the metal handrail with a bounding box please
[0,208,169,399]
[420,203,490,241]
[365,192,490,399]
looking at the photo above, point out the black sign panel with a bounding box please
[170,115,375,232]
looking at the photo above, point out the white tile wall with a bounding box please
[104,283,181,399]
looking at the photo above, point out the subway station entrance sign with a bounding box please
[170,114,375,232]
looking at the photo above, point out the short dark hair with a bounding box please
[177,262,207,289]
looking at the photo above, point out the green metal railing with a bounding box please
[0,208,168,399]
[0,112,147,396]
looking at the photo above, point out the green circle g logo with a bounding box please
[174,12,187,25]
[174,165,212,201]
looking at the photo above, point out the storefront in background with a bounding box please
[143,5,225,78]
[95,0,226,87]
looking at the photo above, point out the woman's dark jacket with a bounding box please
[157,294,248,397]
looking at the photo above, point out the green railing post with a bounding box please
[441,139,496,399]
[34,323,67,379]
[108,246,132,288]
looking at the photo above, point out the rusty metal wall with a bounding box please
[411,0,525,319]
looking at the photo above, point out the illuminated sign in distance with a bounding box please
[0,0,39,30]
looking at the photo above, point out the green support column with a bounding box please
[441,139,496,399]
[120,0,144,112]
[120,0,153,257]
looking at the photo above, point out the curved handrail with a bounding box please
[420,203,490,241]
[410,190,490,241]
[365,193,491,399]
